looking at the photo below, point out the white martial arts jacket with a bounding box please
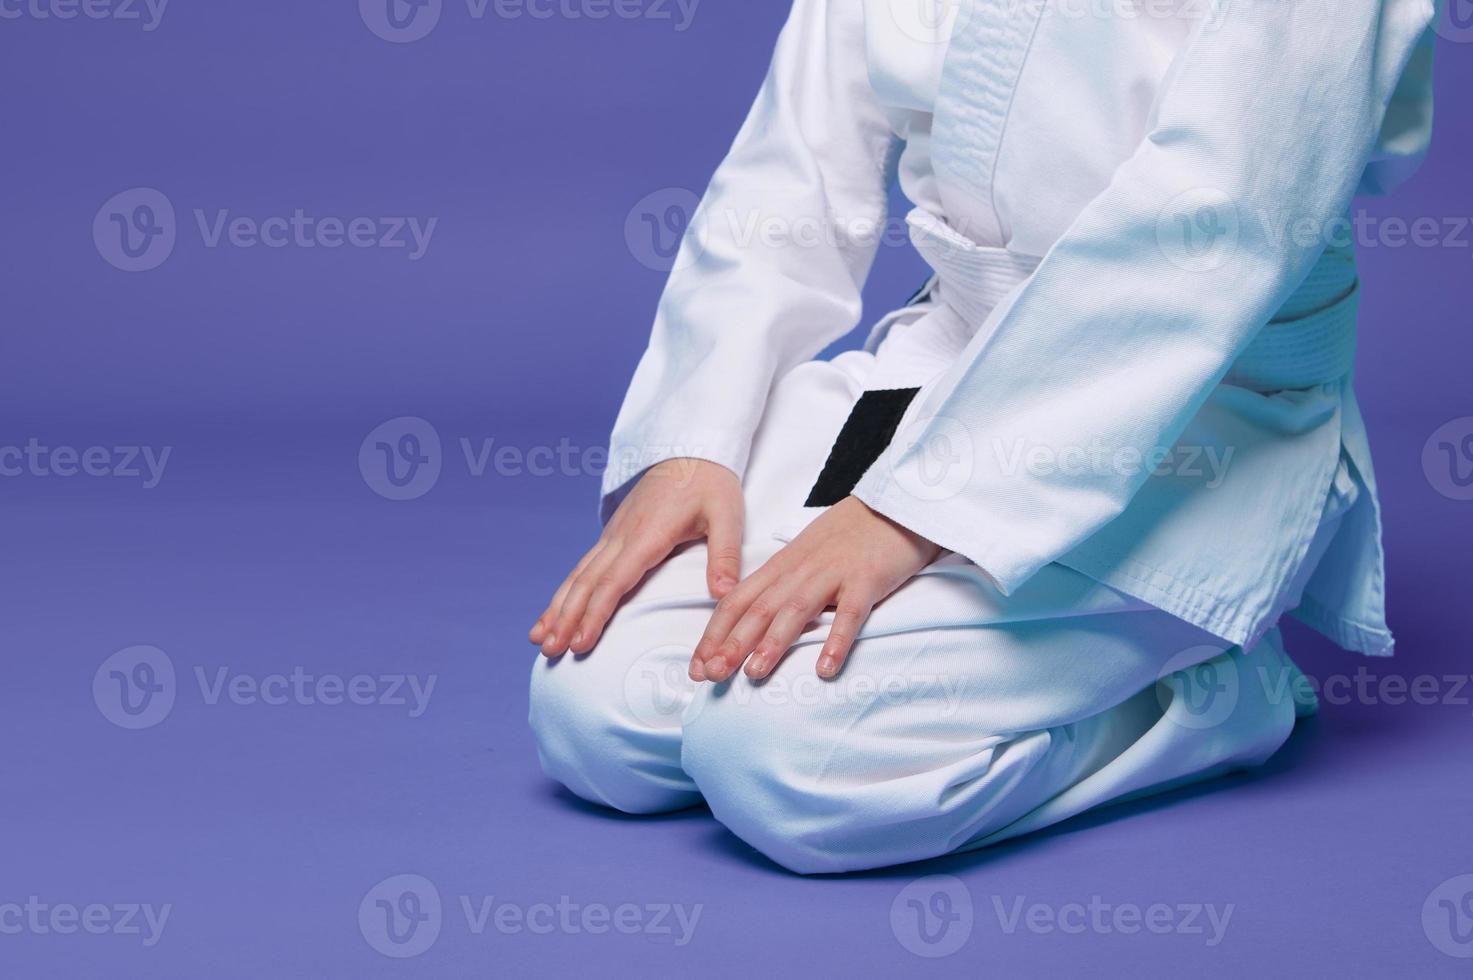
[601,0,1438,656]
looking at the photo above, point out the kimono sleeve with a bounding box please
[853,0,1437,593]
[600,0,901,520]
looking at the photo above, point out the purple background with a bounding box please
[2,1,1471,975]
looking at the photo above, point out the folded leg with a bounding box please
[529,351,1304,873]
[679,568,1300,873]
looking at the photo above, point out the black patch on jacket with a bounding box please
[804,387,921,507]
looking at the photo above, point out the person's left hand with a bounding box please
[688,496,942,683]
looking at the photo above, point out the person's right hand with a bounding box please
[529,458,744,657]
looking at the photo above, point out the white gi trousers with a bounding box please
[529,311,1338,875]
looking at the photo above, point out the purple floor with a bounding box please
[3,3,1471,974]
[2,424,1469,978]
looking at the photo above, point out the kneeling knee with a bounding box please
[528,655,697,815]
[680,681,1042,874]
[680,692,881,875]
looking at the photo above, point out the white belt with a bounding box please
[902,207,1359,393]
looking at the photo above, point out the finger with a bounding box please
[816,586,876,679]
[703,588,789,684]
[530,555,590,644]
[689,574,767,681]
[703,496,744,599]
[568,535,675,654]
[744,577,836,681]
[542,540,624,656]
[529,542,603,645]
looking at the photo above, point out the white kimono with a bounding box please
[530,0,1438,873]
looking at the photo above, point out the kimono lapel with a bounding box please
[930,0,1049,245]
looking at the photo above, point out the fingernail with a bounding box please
[707,656,727,678]
[746,656,768,676]
[817,655,837,677]
[689,660,706,682]
[571,631,584,648]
